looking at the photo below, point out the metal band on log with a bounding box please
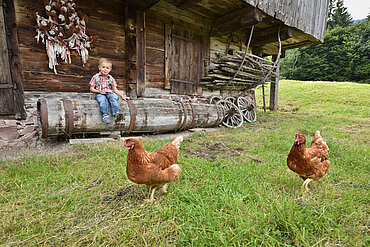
[62,99,74,138]
[37,98,223,138]
[126,100,136,134]
[37,99,48,138]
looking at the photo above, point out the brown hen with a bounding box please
[287,131,330,191]
[123,136,183,202]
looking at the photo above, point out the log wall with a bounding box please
[14,0,126,92]
[14,0,212,96]
[145,1,211,92]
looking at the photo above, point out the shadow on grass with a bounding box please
[103,185,149,204]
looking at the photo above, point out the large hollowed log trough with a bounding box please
[37,98,225,138]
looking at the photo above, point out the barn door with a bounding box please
[0,0,15,115]
[170,27,202,95]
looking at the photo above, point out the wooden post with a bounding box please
[124,8,146,98]
[269,55,280,111]
[252,47,266,112]
[164,23,172,89]
[136,11,145,97]
[125,11,137,99]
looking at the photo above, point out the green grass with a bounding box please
[1,80,369,246]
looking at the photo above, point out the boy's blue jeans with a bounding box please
[95,93,121,118]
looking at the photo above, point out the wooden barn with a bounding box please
[0,0,329,147]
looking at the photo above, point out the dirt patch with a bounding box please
[0,138,73,162]
[181,139,263,163]
[0,128,219,162]
[103,186,150,203]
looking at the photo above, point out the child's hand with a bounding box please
[122,96,129,101]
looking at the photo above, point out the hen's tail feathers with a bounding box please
[312,130,329,150]
[172,136,183,149]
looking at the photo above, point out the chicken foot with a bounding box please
[144,187,156,203]
[302,178,313,192]
[144,184,170,203]
[161,183,169,193]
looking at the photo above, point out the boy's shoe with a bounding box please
[102,115,111,124]
[115,113,124,123]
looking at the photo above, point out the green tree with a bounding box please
[280,19,369,83]
[327,0,352,29]
[347,19,370,82]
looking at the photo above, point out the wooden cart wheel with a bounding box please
[237,96,257,122]
[224,96,236,104]
[216,100,244,128]
[209,96,222,104]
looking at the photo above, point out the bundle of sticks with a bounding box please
[201,51,278,90]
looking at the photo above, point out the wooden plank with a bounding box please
[250,26,293,47]
[176,0,203,9]
[145,48,164,65]
[164,23,171,89]
[244,0,328,42]
[201,36,210,78]
[212,8,262,36]
[126,0,160,11]
[146,62,164,87]
[0,84,13,89]
[170,79,196,84]
[0,0,15,115]
[0,1,11,85]
[147,1,211,35]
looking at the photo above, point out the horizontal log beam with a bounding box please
[0,84,13,89]
[126,0,160,11]
[176,0,203,9]
[250,26,293,47]
[212,8,262,36]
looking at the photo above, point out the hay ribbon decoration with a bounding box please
[35,0,93,74]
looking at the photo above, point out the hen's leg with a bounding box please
[162,183,169,193]
[148,187,156,202]
[302,178,313,192]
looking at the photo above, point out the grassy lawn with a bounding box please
[1,80,369,246]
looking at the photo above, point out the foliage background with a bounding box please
[280,0,369,83]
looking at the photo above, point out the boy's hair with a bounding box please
[99,58,112,67]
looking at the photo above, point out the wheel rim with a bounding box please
[237,96,257,122]
[209,96,222,104]
[216,100,244,128]
[224,96,236,104]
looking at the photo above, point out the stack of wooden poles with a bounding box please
[201,51,278,90]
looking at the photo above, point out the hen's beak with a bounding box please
[294,136,300,145]
[124,143,134,150]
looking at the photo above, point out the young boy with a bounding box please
[89,58,128,124]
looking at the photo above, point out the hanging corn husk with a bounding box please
[35,0,93,74]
